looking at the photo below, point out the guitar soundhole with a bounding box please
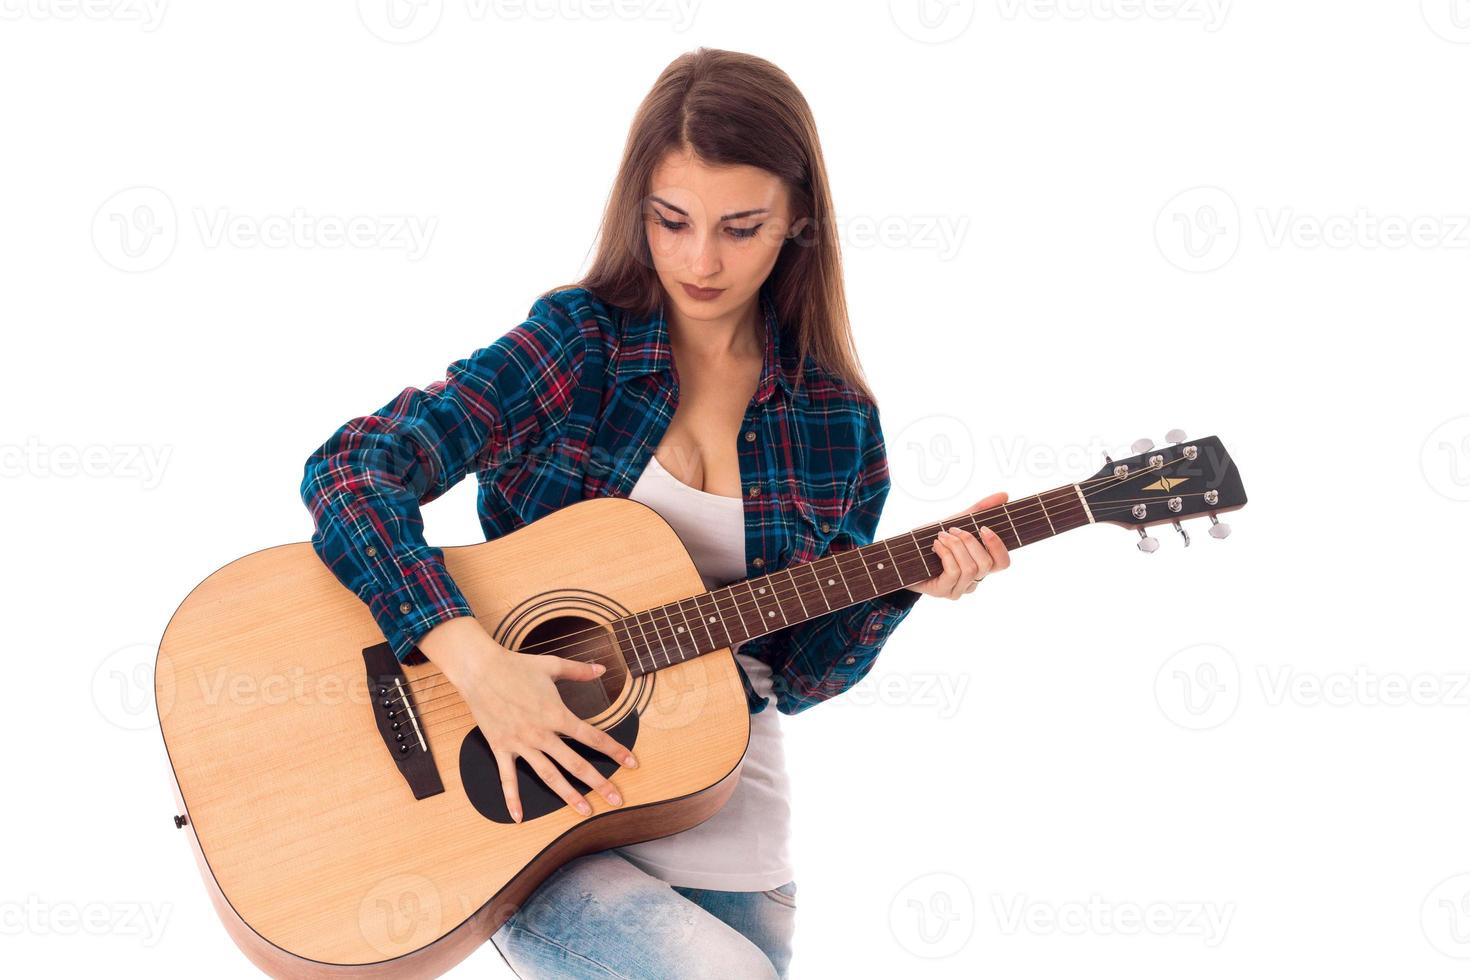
[521,615,625,721]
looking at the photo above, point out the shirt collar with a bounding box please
[615,282,803,405]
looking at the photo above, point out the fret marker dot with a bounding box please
[677,626,685,633]
[758,587,767,594]
[828,578,835,585]
[708,616,716,623]
[877,562,885,569]
[767,611,775,618]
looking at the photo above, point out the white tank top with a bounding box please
[613,452,795,892]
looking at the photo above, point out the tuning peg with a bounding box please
[1165,428,1187,444]
[1208,515,1231,539]
[1131,438,1155,454]
[1173,520,1191,547]
[1137,529,1159,553]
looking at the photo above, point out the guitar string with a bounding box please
[398,487,1212,726]
[389,453,1204,706]
[400,493,1214,733]
[395,498,1095,724]
[388,459,1209,717]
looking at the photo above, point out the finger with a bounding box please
[979,525,1011,571]
[545,738,623,808]
[494,748,525,823]
[524,747,594,817]
[565,716,639,771]
[931,530,961,594]
[542,656,609,682]
[944,526,988,582]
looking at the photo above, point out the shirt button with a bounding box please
[365,546,378,557]
[748,485,761,498]
[820,522,831,534]
[744,431,756,442]
[844,656,857,665]
[399,602,412,614]
[752,557,765,568]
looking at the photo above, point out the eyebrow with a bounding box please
[648,196,770,221]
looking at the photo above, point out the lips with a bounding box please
[681,282,725,301]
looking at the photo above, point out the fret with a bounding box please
[629,610,657,667]
[853,546,879,596]
[749,576,787,627]
[874,539,903,594]
[672,598,698,652]
[786,567,810,620]
[1035,493,1057,536]
[615,621,645,674]
[691,592,721,651]
[1001,504,1023,547]
[721,583,761,641]
[648,607,677,667]
[803,558,834,614]
[661,604,690,663]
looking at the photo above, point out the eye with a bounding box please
[726,225,763,240]
[653,214,688,232]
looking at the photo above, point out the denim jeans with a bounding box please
[488,850,797,978]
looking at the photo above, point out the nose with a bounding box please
[688,226,722,279]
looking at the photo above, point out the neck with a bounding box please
[614,482,1094,677]
[665,293,762,362]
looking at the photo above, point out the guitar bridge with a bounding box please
[362,643,445,800]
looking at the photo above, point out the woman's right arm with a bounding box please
[299,292,635,822]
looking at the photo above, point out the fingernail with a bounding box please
[576,800,591,815]
[625,755,638,768]
[511,808,521,823]
[594,663,606,673]
[608,791,623,806]
[980,525,992,536]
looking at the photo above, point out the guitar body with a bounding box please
[157,496,750,978]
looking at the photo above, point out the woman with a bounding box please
[300,47,1009,979]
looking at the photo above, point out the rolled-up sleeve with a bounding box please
[299,294,584,662]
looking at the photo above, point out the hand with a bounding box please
[419,616,637,824]
[905,491,1013,600]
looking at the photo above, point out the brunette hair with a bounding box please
[548,47,873,403]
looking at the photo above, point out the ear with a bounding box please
[786,216,811,240]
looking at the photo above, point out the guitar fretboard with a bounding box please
[613,483,1093,676]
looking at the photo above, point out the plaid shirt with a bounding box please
[300,281,921,715]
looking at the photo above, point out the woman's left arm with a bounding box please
[757,403,1010,715]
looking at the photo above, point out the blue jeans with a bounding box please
[489,850,797,978]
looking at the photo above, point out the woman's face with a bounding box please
[644,147,807,325]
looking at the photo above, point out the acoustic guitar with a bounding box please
[156,431,1246,977]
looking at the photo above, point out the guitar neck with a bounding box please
[616,483,1093,677]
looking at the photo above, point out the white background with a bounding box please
[5,1,1469,977]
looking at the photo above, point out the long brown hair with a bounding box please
[548,47,873,403]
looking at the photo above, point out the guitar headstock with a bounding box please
[1080,430,1247,550]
